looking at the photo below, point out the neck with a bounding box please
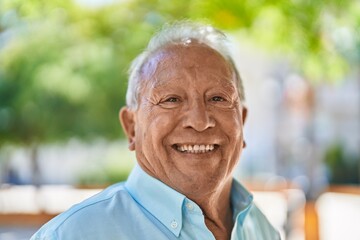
[189,178,234,240]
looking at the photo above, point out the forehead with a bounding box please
[140,43,234,88]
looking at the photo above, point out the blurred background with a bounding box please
[0,0,359,239]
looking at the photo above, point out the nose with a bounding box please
[182,98,215,132]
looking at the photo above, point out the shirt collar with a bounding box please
[231,178,254,225]
[125,164,185,237]
[125,165,254,235]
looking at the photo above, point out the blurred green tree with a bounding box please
[192,0,359,81]
[0,0,156,183]
[325,143,360,184]
[0,0,154,146]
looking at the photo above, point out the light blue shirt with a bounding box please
[31,165,280,239]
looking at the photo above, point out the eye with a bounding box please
[158,96,182,108]
[210,96,225,102]
[208,94,235,108]
[165,97,179,103]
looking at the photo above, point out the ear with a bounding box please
[241,106,248,124]
[241,106,248,148]
[119,107,136,151]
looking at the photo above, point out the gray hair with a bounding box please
[126,21,245,110]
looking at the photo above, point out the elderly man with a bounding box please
[31,22,280,240]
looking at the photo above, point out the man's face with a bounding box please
[120,43,247,196]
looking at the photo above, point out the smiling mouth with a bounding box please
[172,144,219,154]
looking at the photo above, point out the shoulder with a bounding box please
[31,182,132,240]
[247,203,281,239]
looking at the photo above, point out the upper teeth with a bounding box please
[176,144,215,153]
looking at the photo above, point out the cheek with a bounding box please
[219,111,243,138]
[143,112,178,145]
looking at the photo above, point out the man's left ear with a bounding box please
[242,106,248,148]
[241,106,248,125]
[119,107,136,151]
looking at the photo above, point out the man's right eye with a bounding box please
[158,96,181,108]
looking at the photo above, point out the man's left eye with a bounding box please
[165,97,179,102]
[211,96,225,102]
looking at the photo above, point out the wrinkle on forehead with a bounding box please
[140,43,235,90]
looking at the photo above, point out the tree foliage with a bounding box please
[0,0,154,145]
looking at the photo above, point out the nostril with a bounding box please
[180,101,216,131]
[182,112,215,132]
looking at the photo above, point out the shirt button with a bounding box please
[186,202,194,210]
[170,220,178,229]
